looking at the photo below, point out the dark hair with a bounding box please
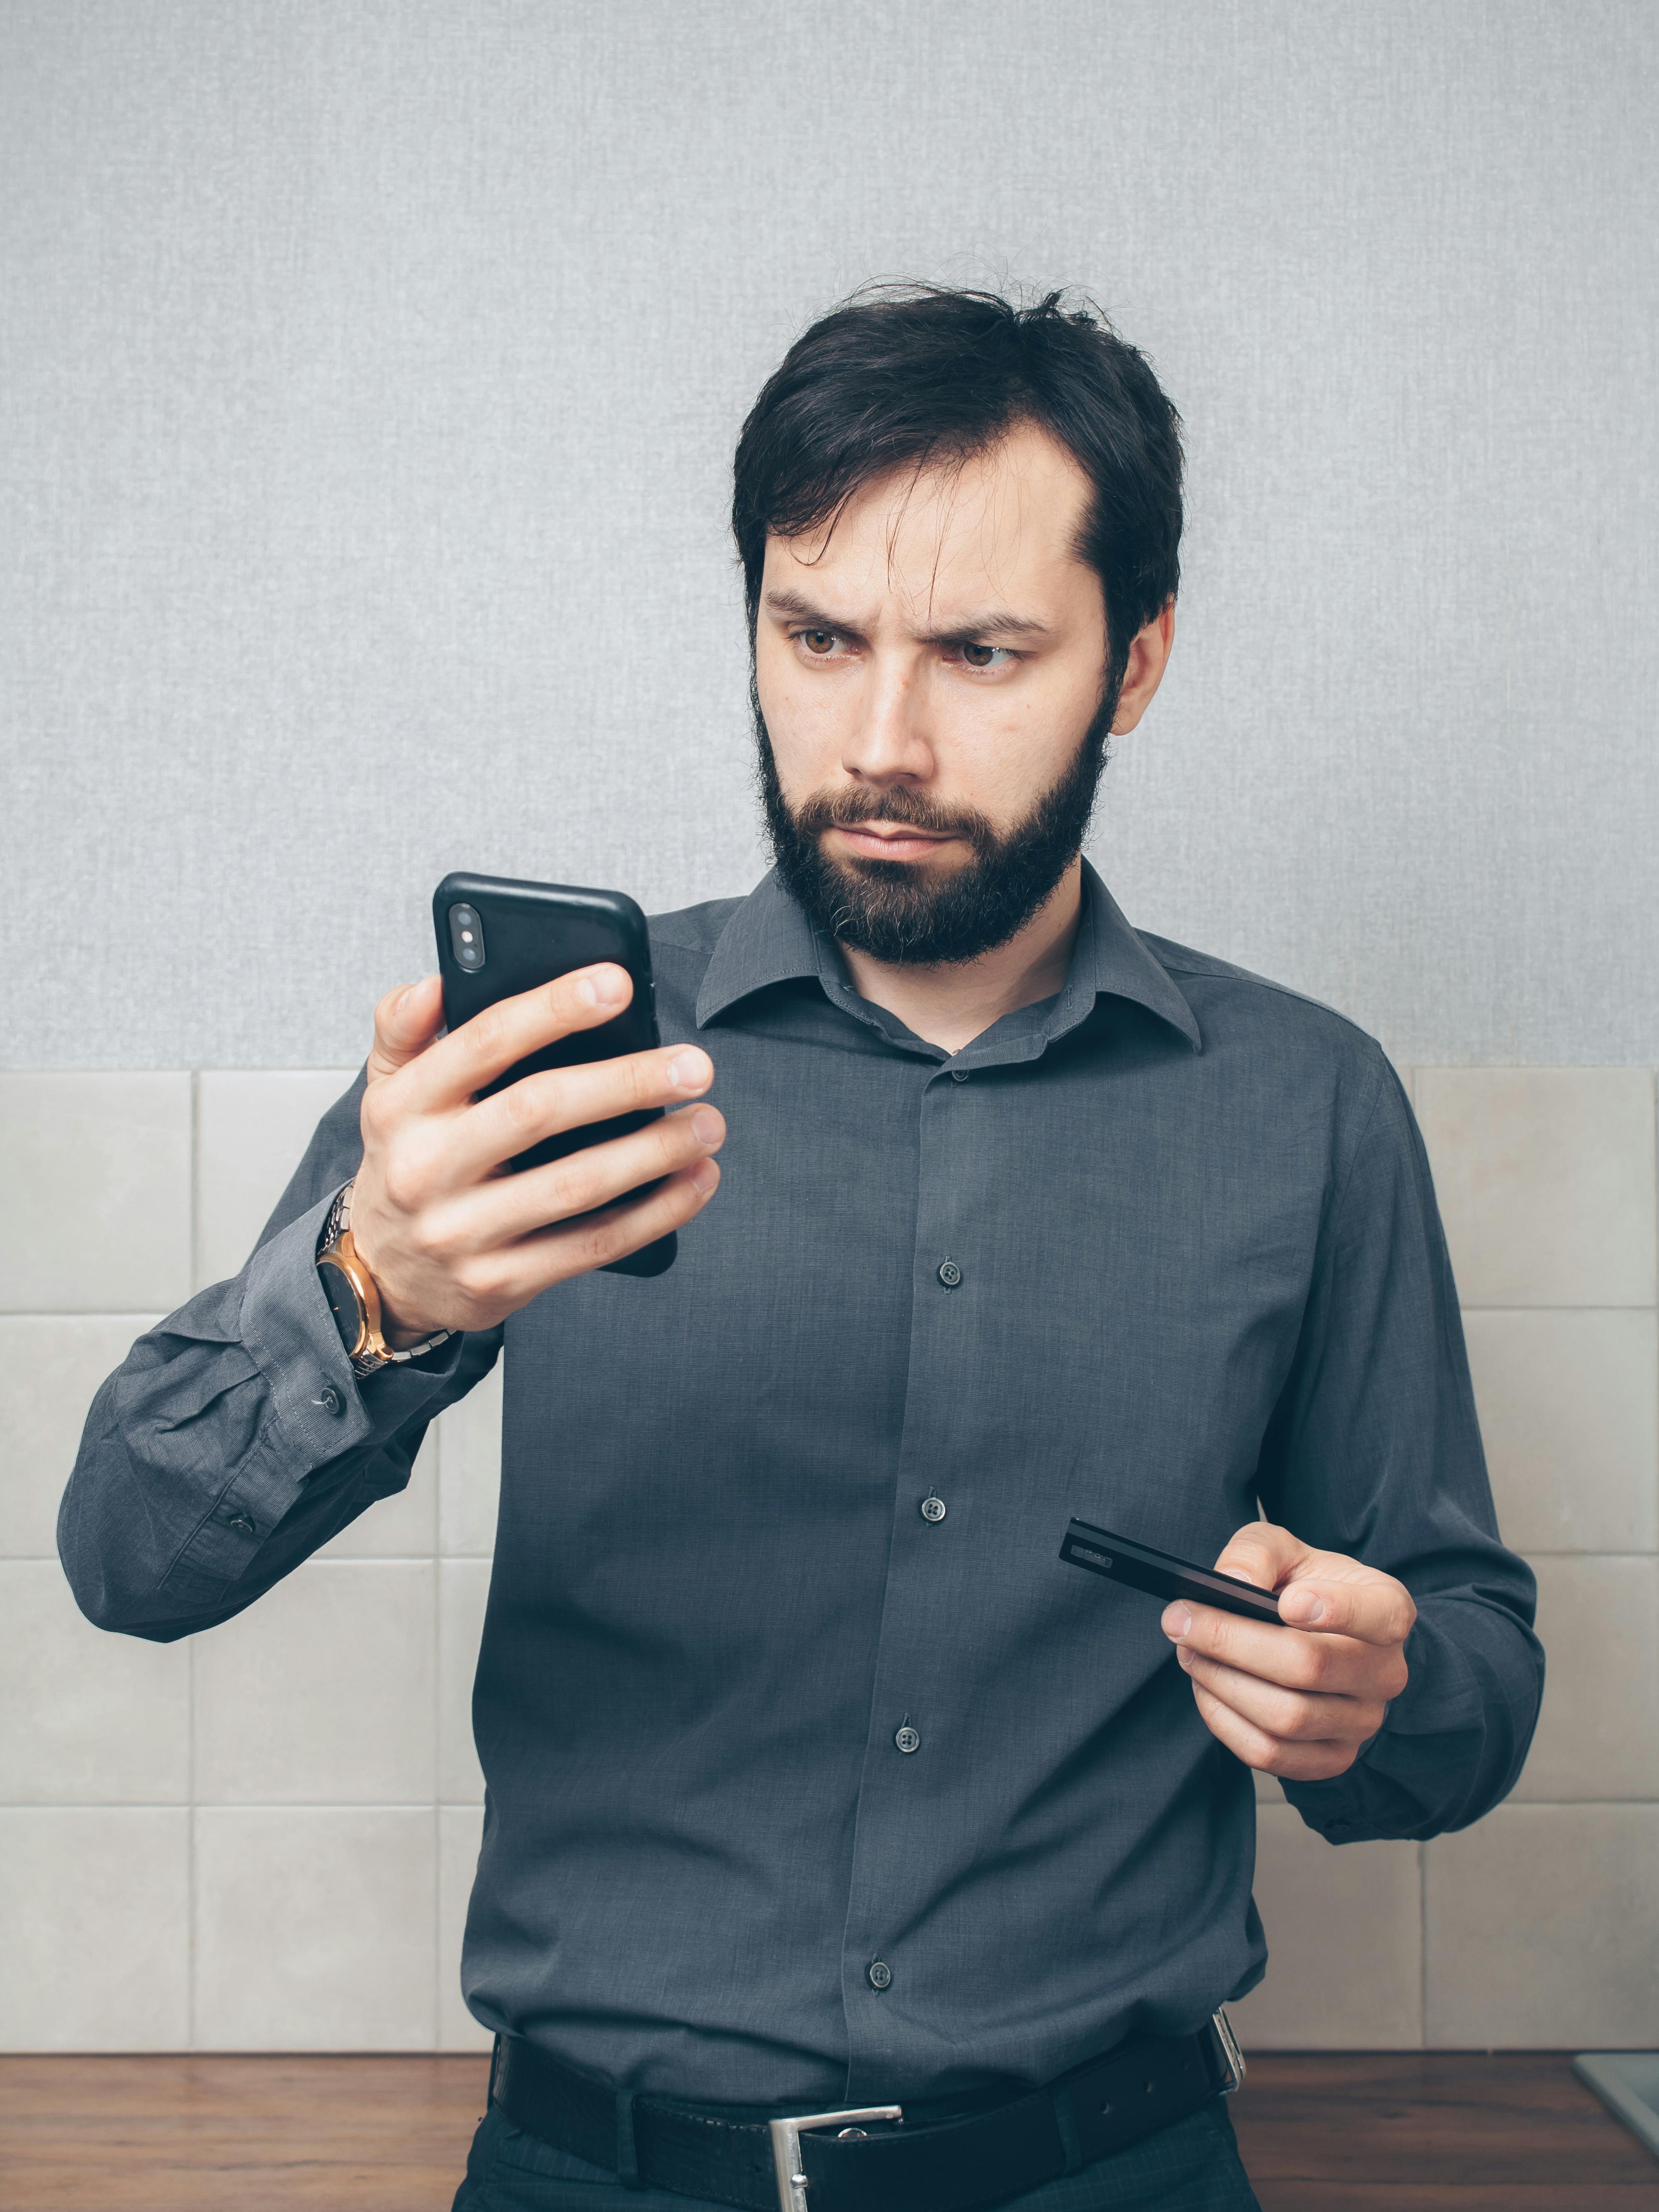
[732,284,1184,687]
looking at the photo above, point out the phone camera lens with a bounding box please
[448,903,486,970]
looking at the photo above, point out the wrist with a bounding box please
[316,1183,453,1374]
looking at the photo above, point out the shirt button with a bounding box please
[868,1961,893,1990]
[920,1495,947,1523]
[226,1514,256,1536]
[316,1383,346,1417]
[950,1067,970,1082]
[937,1259,962,1289]
[894,1726,921,1754]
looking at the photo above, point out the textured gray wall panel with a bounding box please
[4,1,1656,1068]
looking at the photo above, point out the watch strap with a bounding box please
[316,1182,453,1375]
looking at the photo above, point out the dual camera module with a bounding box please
[447,903,486,970]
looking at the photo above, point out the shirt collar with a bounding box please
[695,860,1201,1053]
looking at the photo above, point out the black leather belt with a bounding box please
[489,2010,1245,2212]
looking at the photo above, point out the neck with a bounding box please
[838,857,1085,1054]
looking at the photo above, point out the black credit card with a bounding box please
[1060,1518,1283,1623]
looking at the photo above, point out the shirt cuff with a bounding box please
[172,1193,465,1588]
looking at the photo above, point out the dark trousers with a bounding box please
[452,2097,1262,2212]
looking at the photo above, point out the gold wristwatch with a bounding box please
[316,1183,452,1377]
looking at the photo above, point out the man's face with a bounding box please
[753,421,1114,965]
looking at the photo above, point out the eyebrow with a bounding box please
[761,588,1053,644]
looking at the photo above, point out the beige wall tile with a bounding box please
[439,1804,493,2052]
[318,1430,438,1558]
[194,1807,436,2050]
[1227,1807,1421,2049]
[438,1359,503,1557]
[195,1069,358,1290]
[1464,1309,1659,1554]
[1415,1068,1657,1307]
[194,1560,435,1804]
[0,1073,191,1313]
[0,1562,190,1804]
[439,1560,490,1804]
[0,1808,189,2050]
[1426,1805,1659,2046]
[1511,1556,1659,1802]
[0,1315,159,1556]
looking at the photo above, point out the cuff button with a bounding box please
[315,1382,346,1417]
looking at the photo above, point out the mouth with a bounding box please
[830,822,959,865]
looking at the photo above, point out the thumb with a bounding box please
[367,974,445,1084]
[1213,1520,1308,1595]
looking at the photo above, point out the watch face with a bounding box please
[317,1254,365,1356]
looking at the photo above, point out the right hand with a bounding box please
[346,963,725,1342]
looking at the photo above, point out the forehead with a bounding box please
[763,421,1097,621]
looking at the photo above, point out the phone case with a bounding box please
[432,871,676,1279]
[1059,1518,1282,1622]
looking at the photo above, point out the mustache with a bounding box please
[790,782,998,850]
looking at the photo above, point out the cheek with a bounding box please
[756,640,851,788]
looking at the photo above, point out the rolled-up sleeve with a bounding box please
[1258,1057,1545,1842]
[58,1071,499,1641]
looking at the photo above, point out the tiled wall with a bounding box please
[1,1068,1656,2054]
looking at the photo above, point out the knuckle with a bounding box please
[499,1077,543,1135]
[469,1002,509,1060]
[379,1152,424,1217]
[360,1083,394,1141]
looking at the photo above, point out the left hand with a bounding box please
[1162,1522,1416,1782]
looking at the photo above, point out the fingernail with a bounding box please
[689,1157,720,1193]
[668,1050,711,1091]
[1286,1593,1325,1625]
[689,1107,722,1147]
[579,965,628,1006]
[1163,1603,1191,1641]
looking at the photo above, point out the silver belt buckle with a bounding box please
[1208,2006,1246,2094]
[768,2102,903,2212]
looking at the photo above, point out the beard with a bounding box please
[754,674,1118,967]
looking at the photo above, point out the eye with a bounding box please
[797,629,841,657]
[958,641,1015,670]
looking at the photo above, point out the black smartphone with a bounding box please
[1059,1517,1282,1624]
[432,870,676,1279]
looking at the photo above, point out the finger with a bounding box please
[1162,1601,1410,1705]
[446,1042,715,1181]
[1186,1678,1359,1783]
[458,1104,725,1243]
[1276,1570,1417,1647]
[486,1157,722,1305]
[404,964,637,1109]
[1176,1646,1383,1745]
[367,975,446,1084]
[1211,1520,1309,1594]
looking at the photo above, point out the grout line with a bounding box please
[187,1644,197,2051]
[433,1416,444,2050]
[11,1795,1652,1812]
[1418,1839,1428,2049]
[187,1070,198,2051]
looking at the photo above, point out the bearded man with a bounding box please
[63,286,1541,2212]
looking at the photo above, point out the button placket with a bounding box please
[839,1070,979,2089]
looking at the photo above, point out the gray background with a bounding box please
[4,0,1655,1071]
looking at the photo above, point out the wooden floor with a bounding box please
[0,2052,1654,2210]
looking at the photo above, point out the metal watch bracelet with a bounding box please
[316,1181,453,1376]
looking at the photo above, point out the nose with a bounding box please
[843,650,935,788]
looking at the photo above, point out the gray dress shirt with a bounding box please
[61,864,1541,2109]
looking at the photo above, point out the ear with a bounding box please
[1110,600,1175,735]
